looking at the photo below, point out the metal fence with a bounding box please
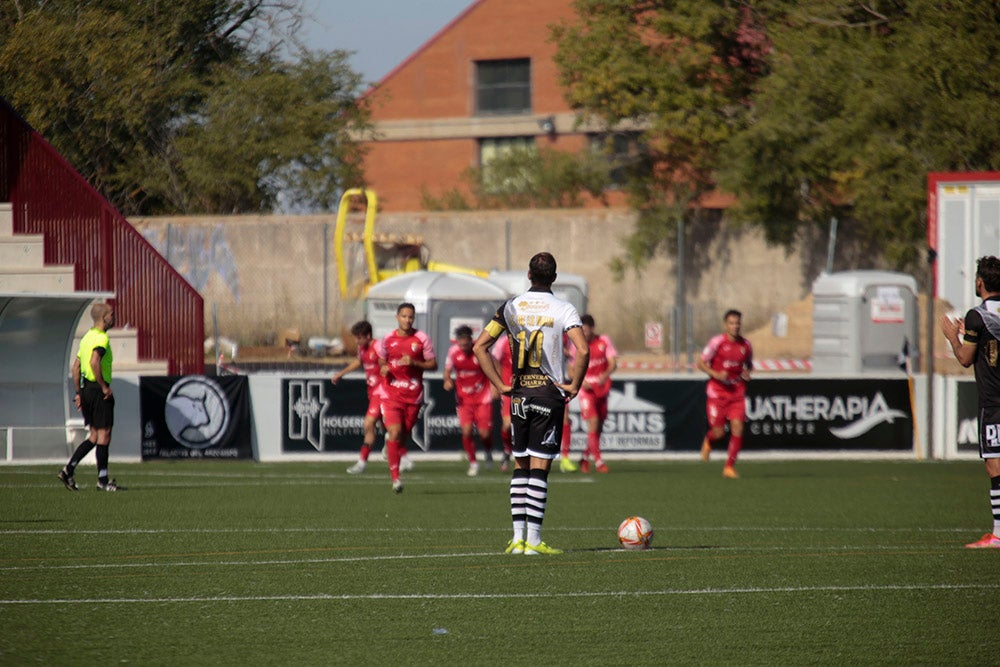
[0,97,204,375]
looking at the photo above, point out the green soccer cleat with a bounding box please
[523,541,563,555]
[559,457,578,473]
[504,539,525,555]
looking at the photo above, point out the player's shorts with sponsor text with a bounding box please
[978,405,1000,459]
[510,394,566,460]
[381,400,421,432]
[706,391,746,428]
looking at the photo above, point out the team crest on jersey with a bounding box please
[411,342,420,352]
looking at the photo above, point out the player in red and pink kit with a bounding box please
[378,303,437,493]
[570,314,618,473]
[443,325,496,476]
[332,320,408,475]
[696,309,753,478]
[490,333,515,473]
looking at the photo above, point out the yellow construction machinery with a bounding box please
[333,188,487,298]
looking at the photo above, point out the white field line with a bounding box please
[2,583,998,605]
[0,525,977,535]
[0,542,977,573]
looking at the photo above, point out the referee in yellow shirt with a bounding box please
[58,302,120,491]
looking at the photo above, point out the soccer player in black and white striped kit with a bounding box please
[941,255,1000,548]
[474,252,589,555]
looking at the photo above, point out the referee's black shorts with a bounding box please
[80,380,114,429]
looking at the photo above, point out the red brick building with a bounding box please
[359,0,627,212]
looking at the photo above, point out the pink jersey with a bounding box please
[701,334,753,398]
[379,328,436,405]
[445,344,493,405]
[581,334,617,398]
[358,341,388,400]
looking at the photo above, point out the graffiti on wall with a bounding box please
[143,224,241,301]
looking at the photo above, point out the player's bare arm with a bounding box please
[696,356,723,381]
[332,357,362,383]
[560,327,589,398]
[603,355,618,384]
[473,330,511,395]
[91,348,112,399]
[70,357,82,410]
[940,315,975,367]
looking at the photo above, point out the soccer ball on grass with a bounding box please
[617,516,653,550]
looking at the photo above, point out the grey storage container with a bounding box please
[812,271,919,373]
[365,271,509,360]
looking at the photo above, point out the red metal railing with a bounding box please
[0,97,204,375]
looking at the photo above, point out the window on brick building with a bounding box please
[478,136,536,193]
[475,59,531,115]
[588,131,647,189]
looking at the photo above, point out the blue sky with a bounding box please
[300,0,474,84]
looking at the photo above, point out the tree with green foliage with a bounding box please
[552,0,770,274]
[720,1,1000,268]
[553,0,1000,273]
[421,144,614,211]
[0,0,371,215]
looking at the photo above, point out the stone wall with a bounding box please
[130,209,883,353]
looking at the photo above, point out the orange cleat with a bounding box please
[722,465,739,479]
[700,439,711,462]
[595,462,609,473]
[579,459,591,474]
[965,533,1000,549]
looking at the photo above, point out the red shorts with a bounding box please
[500,395,511,420]
[457,401,493,430]
[706,392,746,428]
[381,400,420,431]
[366,393,383,420]
[578,391,608,422]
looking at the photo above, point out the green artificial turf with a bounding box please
[0,459,993,665]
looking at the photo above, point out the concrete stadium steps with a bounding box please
[0,265,77,292]
[0,234,46,267]
[0,202,169,375]
[0,202,11,235]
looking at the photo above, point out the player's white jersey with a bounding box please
[485,288,582,399]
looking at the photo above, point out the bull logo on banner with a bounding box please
[164,377,231,449]
[140,375,252,460]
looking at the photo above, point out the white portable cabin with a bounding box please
[365,272,510,359]
[811,271,919,373]
[486,269,589,315]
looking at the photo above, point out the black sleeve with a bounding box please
[963,308,983,344]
